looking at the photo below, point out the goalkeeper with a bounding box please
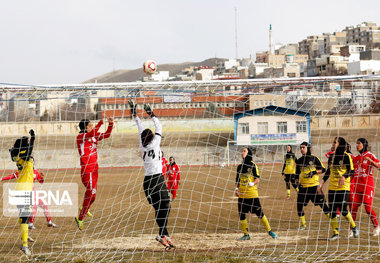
[129,100,175,249]
[8,129,35,256]
[235,147,278,240]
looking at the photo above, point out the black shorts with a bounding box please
[328,190,349,207]
[238,197,262,215]
[298,185,326,206]
[143,173,170,206]
[284,174,296,182]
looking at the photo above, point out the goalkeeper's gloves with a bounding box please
[234,187,240,197]
[248,182,255,187]
[128,100,137,116]
[144,104,155,117]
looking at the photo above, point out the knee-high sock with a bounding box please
[79,189,96,221]
[299,216,306,227]
[364,204,379,228]
[343,212,356,228]
[21,224,28,247]
[240,219,249,235]
[330,217,339,235]
[260,215,271,232]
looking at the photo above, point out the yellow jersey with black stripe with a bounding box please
[296,155,325,188]
[283,154,296,174]
[326,152,353,191]
[14,154,34,191]
[236,161,260,198]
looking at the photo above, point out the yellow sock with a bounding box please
[299,216,306,227]
[296,187,299,193]
[325,213,330,219]
[287,189,291,197]
[21,223,28,247]
[240,219,249,235]
[330,217,339,235]
[344,212,356,228]
[260,215,271,232]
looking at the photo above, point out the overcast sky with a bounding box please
[0,0,379,85]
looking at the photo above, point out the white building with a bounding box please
[348,60,380,75]
[234,106,310,146]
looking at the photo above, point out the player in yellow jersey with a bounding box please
[235,147,278,240]
[319,137,358,241]
[281,145,298,200]
[295,142,330,230]
[8,129,35,256]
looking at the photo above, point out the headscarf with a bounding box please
[357,138,368,154]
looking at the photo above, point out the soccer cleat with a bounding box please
[328,234,339,241]
[286,196,290,200]
[27,236,35,243]
[47,221,59,228]
[20,246,31,256]
[298,225,307,230]
[352,227,359,238]
[373,226,380,237]
[268,231,278,239]
[28,223,35,230]
[156,235,169,247]
[165,236,176,249]
[75,217,83,231]
[237,234,251,241]
[349,230,353,238]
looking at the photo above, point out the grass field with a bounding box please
[1,164,380,262]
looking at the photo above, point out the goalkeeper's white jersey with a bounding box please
[135,116,163,176]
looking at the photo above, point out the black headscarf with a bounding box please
[79,119,90,133]
[240,147,253,174]
[357,138,368,154]
[285,145,295,159]
[331,137,347,165]
[300,141,311,156]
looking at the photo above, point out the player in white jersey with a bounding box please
[129,101,175,250]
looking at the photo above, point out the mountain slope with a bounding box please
[83,58,226,83]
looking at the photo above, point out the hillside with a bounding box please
[83,58,226,83]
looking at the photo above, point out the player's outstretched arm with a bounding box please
[144,104,162,136]
[97,118,113,141]
[1,172,18,181]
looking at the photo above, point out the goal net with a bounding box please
[0,76,380,262]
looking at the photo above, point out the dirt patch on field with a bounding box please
[71,231,308,251]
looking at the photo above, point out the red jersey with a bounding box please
[353,151,379,192]
[76,120,113,172]
[167,163,180,184]
[325,150,334,159]
[162,157,168,176]
[2,169,44,184]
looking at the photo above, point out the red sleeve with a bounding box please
[34,170,44,184]
[96,122,113,141]
[176,164,180,181]
[80,120,103,140]
[1,172,18,181]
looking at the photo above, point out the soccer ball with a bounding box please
[220,162,226,167]
[143,60,157,74]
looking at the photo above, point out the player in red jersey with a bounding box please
[1,169,58,229]
[166,156,180,200]
[350,138,380,236]
[75,118,113,230]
